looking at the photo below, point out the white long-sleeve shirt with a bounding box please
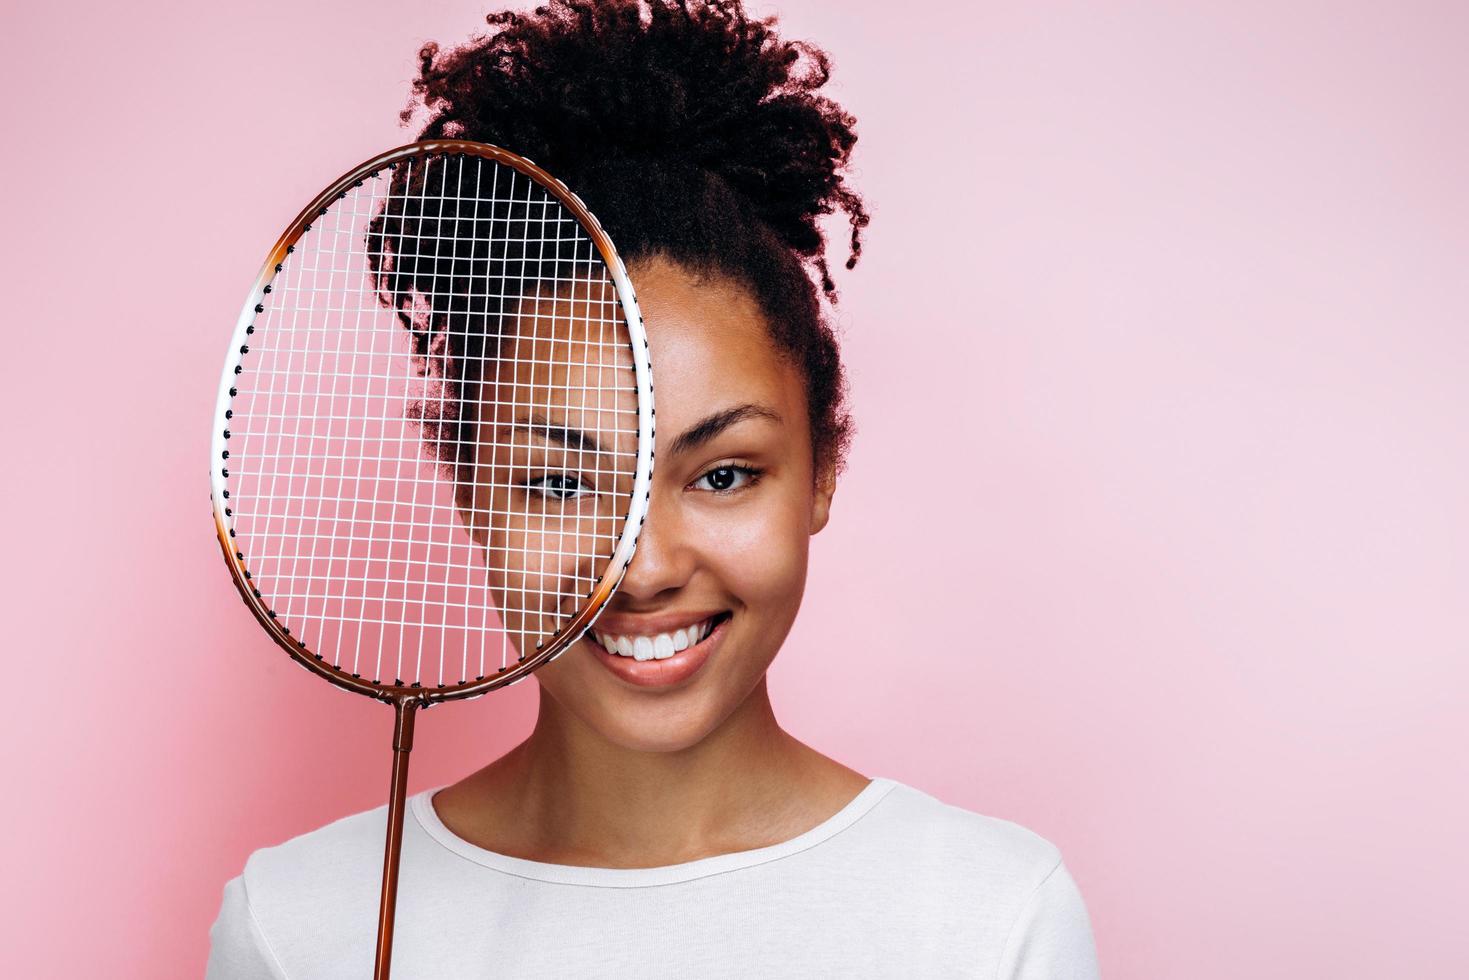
[206,776,1100,978]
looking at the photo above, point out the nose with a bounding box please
[614,482,694,604]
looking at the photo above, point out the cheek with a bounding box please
[475,494,613,646]
[695,486,811,617]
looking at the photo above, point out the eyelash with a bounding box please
[521,465,762,500]
[525,473,593,501]
[689,464,762,495]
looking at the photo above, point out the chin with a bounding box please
[594,700,727,755]
[537,628,775,754]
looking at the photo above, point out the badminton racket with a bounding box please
[209,140,654,979]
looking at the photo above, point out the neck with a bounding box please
[442,676,849,868]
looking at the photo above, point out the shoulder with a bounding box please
[207,800,391,977]
[239,799,391,928]
[868,779,1065,888]
[240,799,390,893]
[860,779,1099,976]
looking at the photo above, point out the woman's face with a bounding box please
[462,254,834,752]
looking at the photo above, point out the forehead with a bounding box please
[489,275,633,412]
[628,257,803,424]
[492,256,802,425]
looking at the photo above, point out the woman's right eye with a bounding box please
[526,473,590,501]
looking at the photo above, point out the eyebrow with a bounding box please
[499,415,604,455]
[669,403,782,457]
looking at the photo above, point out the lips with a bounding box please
[590,615,722,661]
[585,613,731,688]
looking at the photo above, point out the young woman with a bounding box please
[207,2,1100,976]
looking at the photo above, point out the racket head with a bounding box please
[210,140,654,704]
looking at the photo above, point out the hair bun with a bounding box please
[407,0,868,296]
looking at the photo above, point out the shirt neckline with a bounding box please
[412,775,898,888]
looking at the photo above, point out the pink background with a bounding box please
[4,1,1466,976]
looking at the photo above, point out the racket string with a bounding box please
[225,152,639,688]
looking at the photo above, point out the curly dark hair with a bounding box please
[392,0,868,477]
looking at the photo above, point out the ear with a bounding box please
[453,477,475,528]
[810,459,837,536]
[450,382,486,541]
[451,459,487,548]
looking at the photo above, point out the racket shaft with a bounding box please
[374,700,418,980]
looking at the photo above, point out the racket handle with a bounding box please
[373,697,420,980]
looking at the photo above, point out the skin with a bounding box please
[435,254,868,868]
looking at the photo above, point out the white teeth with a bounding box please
[593,617,721,660]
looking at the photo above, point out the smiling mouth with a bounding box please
[588,613,732,661]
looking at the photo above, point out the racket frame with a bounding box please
[209,139,655,707]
